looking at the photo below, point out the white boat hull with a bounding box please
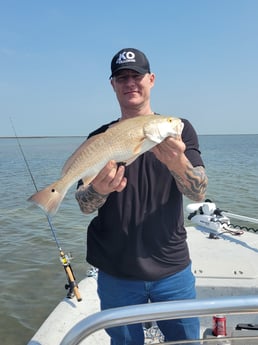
[28,223,258,344]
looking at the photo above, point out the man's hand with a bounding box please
[152,136,186,171]
[152,136,207,202]
[91,160,127,195]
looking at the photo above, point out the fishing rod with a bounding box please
[10,118,82,302]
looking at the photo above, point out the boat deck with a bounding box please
[27,225,258,345]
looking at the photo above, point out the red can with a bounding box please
[212,315,227,336]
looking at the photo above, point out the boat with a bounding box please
[27,201,258,345]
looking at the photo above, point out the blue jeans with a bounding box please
[97,264,200,345]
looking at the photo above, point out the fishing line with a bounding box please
[10,118,82,301]
[9,117,62,249]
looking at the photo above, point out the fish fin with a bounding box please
[132,138,146,155]
[133,137,156,154]
[123,139,148,166]
[27,181,66,216]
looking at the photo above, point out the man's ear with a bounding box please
[149,73,155,88]
[110,78,116,92]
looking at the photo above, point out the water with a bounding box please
[0,135,257,345]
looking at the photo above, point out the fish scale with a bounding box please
[28,114,183,216]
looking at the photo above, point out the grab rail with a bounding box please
[60,295,258,345]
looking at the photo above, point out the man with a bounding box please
[76,48,208,345]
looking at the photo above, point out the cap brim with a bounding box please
[110,66,149,79]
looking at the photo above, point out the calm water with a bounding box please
[0,135,258,345]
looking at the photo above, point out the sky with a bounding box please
[1,0,258,136]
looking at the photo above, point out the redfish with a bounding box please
[28,114,183,216]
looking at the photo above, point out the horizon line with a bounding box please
[1,133,258,139]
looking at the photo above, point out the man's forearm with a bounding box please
[170,162,208,202]
[75,184,109,214]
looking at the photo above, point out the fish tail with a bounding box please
[27,181,66,216]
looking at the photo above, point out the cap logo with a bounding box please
[116,51,136,65]
[110,48,150,78]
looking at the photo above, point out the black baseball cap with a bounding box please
[110,48,151,79]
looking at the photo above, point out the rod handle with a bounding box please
[65,265,82,302]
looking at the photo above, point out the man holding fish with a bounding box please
[74,48,208,344]
[29,48,207,344]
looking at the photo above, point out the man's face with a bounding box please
[111,70,155,110]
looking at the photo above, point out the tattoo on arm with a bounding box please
[170,163,208,201]
[75,184,109,214]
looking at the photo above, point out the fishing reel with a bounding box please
[59,251,73,266]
